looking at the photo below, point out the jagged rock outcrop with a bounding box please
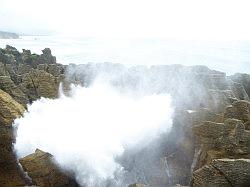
[191,159,250,187]
[37,48,57,64]
[0,89,26,187]
[0,46,64,105]
[19,149,78,187]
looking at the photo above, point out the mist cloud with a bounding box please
[1,0,250,39]
[14,79,173,186]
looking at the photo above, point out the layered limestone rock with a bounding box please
[190,99,250,186]
[19,69,60,101]
[0,46,63,105]
[230,81,249,101]
[0,76,29,106]
[192,118,250,168]
[230,73,250,98]
[0,89,24,126]
[165,108,224,186]
[0,89,26,187]
[37,64,66,77]
[224,100,250,129]
[19,149,78,187]
[191,159,250,187]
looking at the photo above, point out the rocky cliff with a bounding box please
[0,45,250,187]
[0,46,74,187]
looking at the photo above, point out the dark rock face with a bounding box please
[19,149,78,187]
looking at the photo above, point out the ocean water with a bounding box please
[1,35,250,75]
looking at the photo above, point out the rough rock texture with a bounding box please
[0,76,29,106]
[19,69,59,101]
[192,119,250,168]
[224,100,250,128]
[0,46,64,106]
[0,89,26,187]
[190,99,250,186]
[191,159,250,187]
[230,73,250,99]
[37,48,57,64]
[0,89,24,126]
[230,81,249,101]
[19,149,78,187]
[164,107,225,186]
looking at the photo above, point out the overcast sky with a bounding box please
[1,0,250,40]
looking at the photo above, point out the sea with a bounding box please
[1,35,250,75]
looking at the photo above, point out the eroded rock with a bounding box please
[224,100,250,127]
[19,149,78,187]
[0,76,29,106]
[191,159,250,187]
[37,48,56,64]
[19,69,59,101]
[230,73,250,98]
[0,89,26,187]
